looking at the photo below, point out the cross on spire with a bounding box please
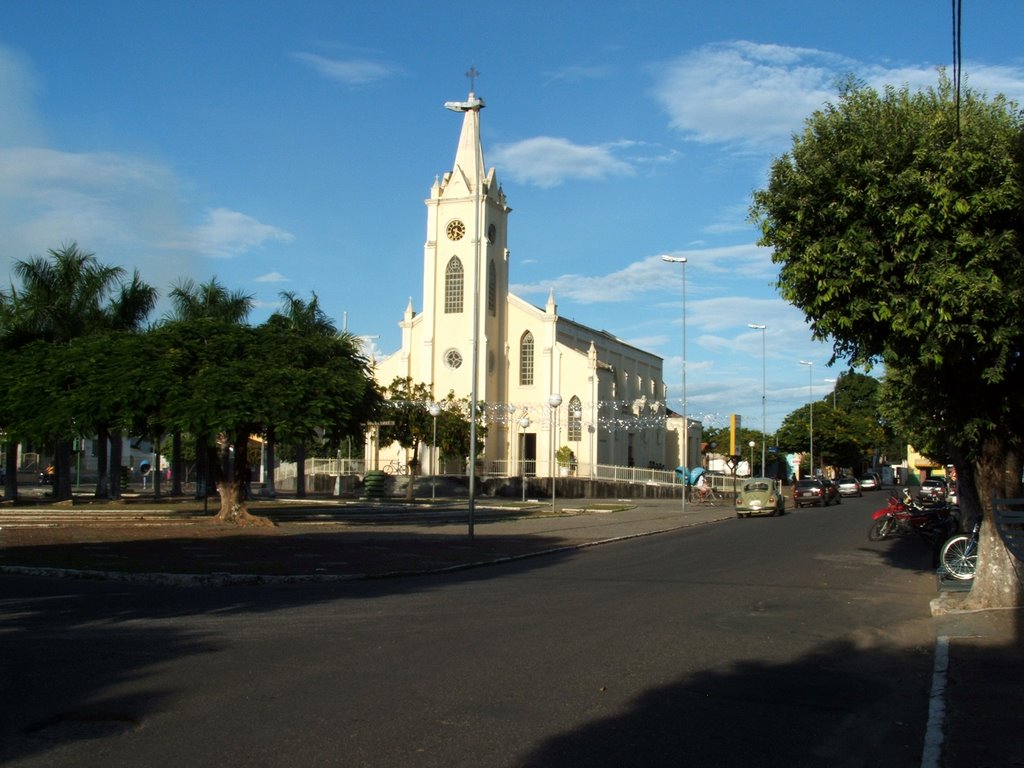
[465,66,480,92]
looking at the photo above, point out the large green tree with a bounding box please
[751,76,1024,607]
[259,292,382,498]
[1,243,156,500]
[164,276,254,501]
[775,372,886,475]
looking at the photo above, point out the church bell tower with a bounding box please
[419,81,512,460]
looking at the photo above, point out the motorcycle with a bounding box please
[868,487,958,545]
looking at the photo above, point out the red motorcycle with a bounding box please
[868,488,958,544]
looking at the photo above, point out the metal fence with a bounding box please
[273,458,738,490]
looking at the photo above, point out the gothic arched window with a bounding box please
[568,396,582,442]
[519,332,534,386]
[445,257,464,314]
[487,259,496,316]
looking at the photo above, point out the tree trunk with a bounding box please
[4,440,18,499]
[264,429,277,498]
[214,429,273,527]
[54,438,73,501]
[109,432,123,500]
[171,432,183,495]
[152,434,162,499]
[406,446,420,501]
[951,437,1024,609]
[195,435,208,499]
[295,441,307,498]
[94,425,110,498]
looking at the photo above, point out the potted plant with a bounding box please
[555,446,575,477]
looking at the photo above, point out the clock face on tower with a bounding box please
[446,220,466,241]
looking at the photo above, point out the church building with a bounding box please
[372,88,678,479]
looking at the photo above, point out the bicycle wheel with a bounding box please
[940,534,977,580]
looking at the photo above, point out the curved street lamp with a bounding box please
[799,360,814,477]
[748,323,767,478]
[428,402,441,500]
[549,393,562,513]
[661,254,688,513]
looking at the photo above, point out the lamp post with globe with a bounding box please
[549,393,562,513]
[428,402,441,500]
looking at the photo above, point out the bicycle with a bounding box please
[939,517,980,580]
[695,485,720,505]
[382,461,408,475]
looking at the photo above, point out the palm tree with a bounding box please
[164,276,254,500]
[267,291,337,497]
[166,277,253,325]
[4,243,155,501]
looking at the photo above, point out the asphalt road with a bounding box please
[0,492,941,767]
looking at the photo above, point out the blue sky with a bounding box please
[3,1,1024,435]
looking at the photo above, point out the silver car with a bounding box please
[837,476,862,497]
[859,472,882,491]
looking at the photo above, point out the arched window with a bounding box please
[568,395,582,442]
[487,259,496,316]
[445,257,463,314]
[519,331,534,386]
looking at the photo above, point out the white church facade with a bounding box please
[372,89,696,479]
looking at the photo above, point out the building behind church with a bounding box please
[371,89,699,479]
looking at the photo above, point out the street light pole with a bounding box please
[549,393,562,513]
[800,360,814,477]
[748,323,766,478]
[428,402,441,501]
[518,415,531,502]
[661,255,688,513]
[444,83,485,541]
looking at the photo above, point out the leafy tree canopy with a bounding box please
[751,74,1024,606]
[751,75,1024,465]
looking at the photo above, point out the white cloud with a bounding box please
[292,52,400,85]
[652,41,848,150]
[491,136,636,188]
[512,243,773,304]
[651,41,1024,153]
[174,208,295,259]
[256,271,290,283]
[0,145,180,258]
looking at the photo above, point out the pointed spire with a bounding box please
[404,297,414,321]
[546,289,557,315]
[444,90,485,194]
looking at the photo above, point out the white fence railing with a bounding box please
[271,458,738,492]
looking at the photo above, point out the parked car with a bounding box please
[836,476,862,497]
[918,477,948,503]
[735,478,785,518]
[859,472,882,491]
[793,478,840,507]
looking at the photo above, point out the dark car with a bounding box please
[918,477,948,503]
[793,478,840,507]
